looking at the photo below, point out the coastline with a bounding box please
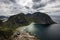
[12,22,40,40]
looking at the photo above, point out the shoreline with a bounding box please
[12,22,40,40]
[16,22,35,31]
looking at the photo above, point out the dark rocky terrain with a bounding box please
[4,12,55,28]
[32,12,55,24]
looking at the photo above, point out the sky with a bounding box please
[0,0,60,16]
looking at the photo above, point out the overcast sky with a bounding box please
[0,0,60,16]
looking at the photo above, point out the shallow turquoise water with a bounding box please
[24,24,60,40]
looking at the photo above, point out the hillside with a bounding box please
[0,12,55,40]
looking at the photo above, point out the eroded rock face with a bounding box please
[32,12,55,24]
[12,31,38,40]
[8,13,28,25]
[5,13,29,28]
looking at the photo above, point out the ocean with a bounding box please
[24,24,60,40]
[17,16,60,40]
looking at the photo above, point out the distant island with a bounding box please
[0,12,56,40]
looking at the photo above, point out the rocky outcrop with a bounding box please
[12,31,38,40]
[32,12,55,24]
[4,13,29,28]
[25,12,55,24]
[5,12,55,28]
[3,12,55,29]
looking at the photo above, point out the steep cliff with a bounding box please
[32,12,55,24]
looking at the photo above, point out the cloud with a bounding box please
[9,0,16,3]
[0,0,60,16]
[0,0,16,4]
[32,2,46,9]
[32,0,60,14]
[32,0,41,2]
[32,0,57,9]
[32,0,49,9]
[42,0,60,13]
[0,0,24,16]
[31,0,60,15]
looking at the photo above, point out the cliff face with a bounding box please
[32,12,55,24]
[4,12,55,28]
[5,13,29,28]
[25,12,55,24]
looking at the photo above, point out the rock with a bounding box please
[5,13,29,28]
[32,12,55,24]
[12,31,38,40]
[4,12,55,29]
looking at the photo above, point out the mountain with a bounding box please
[0,16,8,19]
[4,13,29,29]
[0,16,9,22]
[32,12,55,24]
[4,12,55,28]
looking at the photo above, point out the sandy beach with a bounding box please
[11,23,39,40]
